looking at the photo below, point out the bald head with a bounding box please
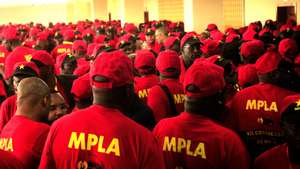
[16,77,51,123]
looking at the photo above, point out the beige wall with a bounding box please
[124,0,144,25]
[0,3,68,25]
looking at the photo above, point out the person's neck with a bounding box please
[15,108,39,122]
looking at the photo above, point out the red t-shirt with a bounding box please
[51,42,72,60]
[254,144,300,169]
[38,104,165,169]
[153,112,250,169]
[0,45,9,64]
[0,95,17,132]
[147,79,184,122]
[134,74,159,102]
[227,82,296,158]
[0,115,49,169]
[179,57,187,84]
[0,150,24,169]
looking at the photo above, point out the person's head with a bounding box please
[155,27,168,44]
[181,33,202,68]
[12,61,40,92]
[35,32,50,52]
[281,95,300,151]
[145,28,156,45]
[156,50,181,79]
[15,77,50,123]
[72,40,87,59]
[30,50,56,91]
[48,92,68,124]
[240,40,265,64]
[2,27,20,51]
[62,29,75,42]
[118,34,136,55]
[82,29,95,44]
[163,36,180,54]
[278,38,298,63]
[71,73,92,109]
[183,61,225,120]
[60,54,77,75]
[134,49,156,76]
[90,50,134,109]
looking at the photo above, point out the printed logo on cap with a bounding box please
[24,54,32,62]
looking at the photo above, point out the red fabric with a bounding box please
[38,104,164,169]
[153,112,250,169]
[254,144,294,169]
[179,57,187,84]
[73,63,90,76]
[255,50,282,75]
[134,49,156,69]
[0,150,24,169]
[240,40,264,60]
[31,50,55,66]
[227,83,296,157]
[210,30,225,41]
[4,46,34,79]
[280,94,300,115]
[147,79,184,122]
[90,50,133,88]
[278,38,298,63]
[180,32,199,49]
[134,74,159,102]
[72,40,87,51]
[156,50,180,76]
[183,61,225,98]
[0,95,17,132]
[13,61,40,76]
[71,73,92,101]
[3,26,19,40]
[0,115,49,169]
[62,29,75,41]
[124,23,138,34]
[0,45,9,64]
[201,39,221,56]
[237,64,258,87]
[207,23,218,31]
[163,37,179,49]
[51,43,72,60]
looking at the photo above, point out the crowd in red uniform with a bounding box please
[0,18,299,169]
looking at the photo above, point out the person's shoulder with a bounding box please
[255,144,286,166]
[154,115,182,132]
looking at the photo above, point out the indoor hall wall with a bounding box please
[0,3,68,25]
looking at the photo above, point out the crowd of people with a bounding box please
[0,18,299,169]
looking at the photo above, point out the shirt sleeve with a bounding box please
[147,86,169,122]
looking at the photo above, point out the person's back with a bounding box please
[39,50,164,169]
[153,61,250,169]
[0,150,24,169]
[40,104,161,168]
[227,50,297,158]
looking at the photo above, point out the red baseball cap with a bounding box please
[201,39,221,56]
[225,33,240,43]
[210,30,225,41]
[36,31,49,41]
[31,50,55,67]
[164,36,179,49]
[71,73,92,101]
[280,94,300,116]
[4,46,34,79]
[180,33,200,49]
[207,23,218,31]
[237,64,258,87]
[255,50,282,75]
[278,38,298,63]
[124,23,138,34]
[134,49,156,74]
[13,61,40,77]
[156,50,180,76]
[72,40,87,51]
[184,61,225,98]
[90,50,133,88]
[82,29,95,37]
[240,40,265,60]
[3,26,19,41]
[63,29,75,41]
[242,29,257,41]
[73,63,90,76]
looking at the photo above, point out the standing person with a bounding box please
[147,50,184,122]
[0,77,50,169]
[227,50,297,160]
[153,61,250,169]
[254,94,300,169]
[38,50,165,169]
[48,92,68,125]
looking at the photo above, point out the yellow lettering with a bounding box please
[57,48,67,54]
[264,101,270,111]
[177,138,186,153]
[193,142,206,159]
[163,136,176,152]
[246,100,256,110]
[106,138,120,156]
[0,138,3,150]
[0,52,4,57]
[6,138,13,152]
[87,134,98,150]
[257,100,264,110]
[186,139,194,156]
[0,138,13,152]
[180,94,185,103]
[138,89,148,99]
[66,48,71,53]
[270,102,278,112]
[97,136,106,153]
[68,132,86,150]
[173,94,181,104]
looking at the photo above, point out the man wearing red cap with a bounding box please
[254,94,300,169]
[39,50,164,169]
[0,77,50,169]
[153,61,250,169]
[0,61,40,132]
[134,49,159,103]
[179,33,202,83]
[227,49,297,160]
[51,30,74,60]
[147,50,184,122]
[71,73,92,111]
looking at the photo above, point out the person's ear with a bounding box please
[42,94,51,107]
